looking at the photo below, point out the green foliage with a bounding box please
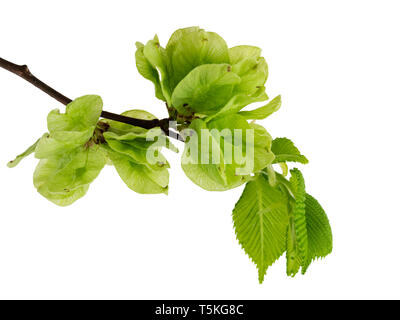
[7,26,332,282]
[234,168,332,282]
[302,194,333,273]
[286,168,308,276]
[233,174,289,283]
[272,137,309,164]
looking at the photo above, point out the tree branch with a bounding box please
[0,56,184,141]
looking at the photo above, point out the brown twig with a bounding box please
[0,57,184,141]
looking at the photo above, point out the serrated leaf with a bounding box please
[239,95,281,120]
[271,137,308,164]
[279,162,289,176]
[233,174,289,283]
[286,168,308,276]
[7,138,40,168]
[135,42,165,101]
[302,194,333,274]
[171,64,240,116]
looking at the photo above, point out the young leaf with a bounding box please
[286,168,308,276]
[7,138,40,168]
[171,64,241,116]
[135,42,165,101]
[302,194,333,274]
[239,95,281,120]
[271,137,309,164]
[233,174,289,283]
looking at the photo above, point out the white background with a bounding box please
[0,0,399,299]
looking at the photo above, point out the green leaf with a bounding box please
[279,162,289,176]
[166,27,230,90]
[286,168,308,276]
[239,95,281,120]
[233,174,289,283]
[171,64,240,116]
[47,95,103,133]
[143,35,172,105]
[7,138,40,168]
[302,194,333,274]
[33,144,107,206]
[135,42,165,101]
[271,137,309,164]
